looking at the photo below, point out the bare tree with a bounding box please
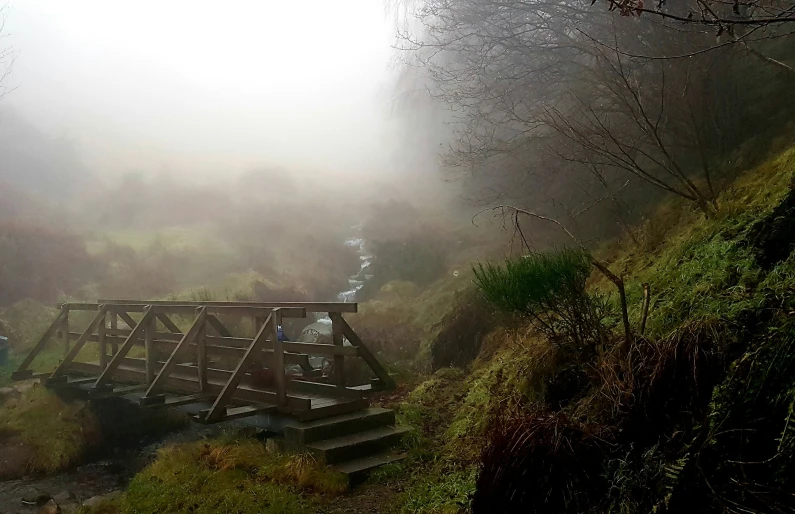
[544,46,719,214]
[605,0,795,29]
[0,3,15,103]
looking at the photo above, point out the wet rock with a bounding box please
[37,499,61,514]
[82,496,104,508]
[233,426,258,439]
[52,491,72,504]
[265,437,285,455]
[82,490,121,508]
[0,386,21,404]
[20,487,51,506]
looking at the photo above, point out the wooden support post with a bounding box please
[254,316,265,368]
[330,312,346,389]
[339,316,395,390]
[197,314,208,393]
[205,314,272,422]
[110,308,119,357]
[98,307,107,370]
[61,306,70,357]
[94,307,154,388]
[14,307,67,374]
[52,306,108,377]
[272,309,286,406]
[145,313,155,384]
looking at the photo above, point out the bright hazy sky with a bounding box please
[3,1,404,178]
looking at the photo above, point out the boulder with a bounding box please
[0,386,21,404]
[37,499,61,514]
[51,491,72,504]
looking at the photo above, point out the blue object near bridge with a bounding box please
[0,336,8,366]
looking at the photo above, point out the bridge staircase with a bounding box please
[11,300,407,477]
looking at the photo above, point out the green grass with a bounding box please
[0,386,99,473]
[80,437,347,514]
[595,145,795,337]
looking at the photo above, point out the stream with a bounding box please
[0,231,376,513]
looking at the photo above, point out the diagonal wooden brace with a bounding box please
[52,305,108,377]
[143,307,207,398]
[204,313,273,423]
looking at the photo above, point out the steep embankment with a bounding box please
[393,145,795,513]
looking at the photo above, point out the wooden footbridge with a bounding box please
[12,300,407,476]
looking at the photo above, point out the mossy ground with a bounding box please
[0,386,100,474]
[77,436,351,514]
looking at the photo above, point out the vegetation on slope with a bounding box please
[77,436,349,514]
[468,145,795,512]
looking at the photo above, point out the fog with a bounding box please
[3,0,417,179]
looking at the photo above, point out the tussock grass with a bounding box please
[468,144,795,512]
[0,385,99,474]
[85,437,348,514]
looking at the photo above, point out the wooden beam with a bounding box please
[68,361,312,411]
[116,310,140,331]
[15,307,67,372]
[97,299,357,313]
[60,307,70,357]
[66,334,309,366]
[98,309,107,370]
[156,313,182,334]
[281,341,359,357]
[339,317,396,390]
[144,307,206,398]
[206,335,254,347]
[273,309,286,406]
[94,307,154,388]
[52,306,108,377]
[330,312,346,389]
[110,309,119,356]
[145,313,155,384]
[205,314,273,423]
[287,379,365,400]
[206,315,233,337]
[197,319,208,392]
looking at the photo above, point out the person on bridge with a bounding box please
[277,324,290,342]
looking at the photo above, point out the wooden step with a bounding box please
[284,407,396,445]
[224,404,276,421]
[306,426,411,465]
[297,398,369,422]
[163,393,214,407]
[193,403,275,424]
[333,452,406,479]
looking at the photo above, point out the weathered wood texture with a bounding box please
[14,300,392,423]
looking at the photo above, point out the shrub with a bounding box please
[431,289,499,370]
[0,386,100,474]
[473,411,605,513]
[473,249,607,357]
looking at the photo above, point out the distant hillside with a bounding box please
[0,108,90,198]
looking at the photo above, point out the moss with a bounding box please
[0,386,99,474]
[400,466,476,514]
[80,437,349,514]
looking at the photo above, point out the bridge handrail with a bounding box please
[91,299,358,313]
[12,300,393,421]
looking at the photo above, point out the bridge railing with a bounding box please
[12,300,394,422]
